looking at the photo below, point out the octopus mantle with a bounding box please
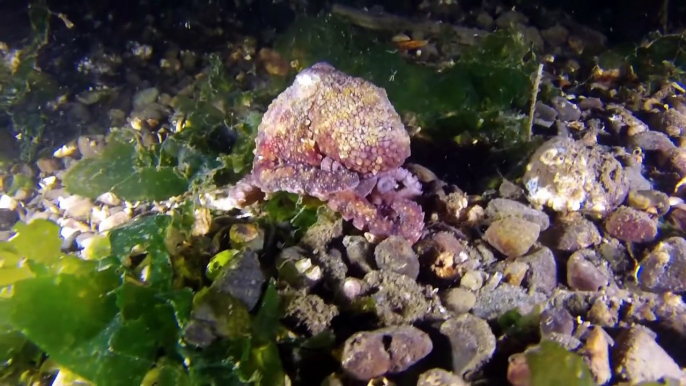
[229,62,424,243]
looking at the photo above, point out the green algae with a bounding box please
[274,14,538,144]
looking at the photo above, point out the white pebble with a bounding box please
[0,195,17,210]
[98,211,131,232]
[96,192,121,207]
[58,195,93,220]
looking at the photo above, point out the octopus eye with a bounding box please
[555,155,565,163]
[632,148,643,157]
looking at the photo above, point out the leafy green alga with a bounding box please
[0,1,60,161]
[62,134,189,202]
[526,340,594,386]
[0,217,194,386]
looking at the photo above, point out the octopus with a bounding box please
[229,62,424,243]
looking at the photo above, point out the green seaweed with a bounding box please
[274,14,537,143]
[62,54,265,202]
[0,1,60,161]
[526,340,595,386]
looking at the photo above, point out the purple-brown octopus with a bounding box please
[229,62,424,243]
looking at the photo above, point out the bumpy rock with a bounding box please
[483,217,540,258]
[363,270,432,325]
[613,326,686,383]
[638,237,686,293]
[341,326,433,380]
[284,293,339,336]
[439,314,496,378]
[523,137,629,215]
[374,236,420,279]
[229,62,424,242]
[604,206,658,243]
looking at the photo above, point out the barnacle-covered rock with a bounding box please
[229,62,424,242]
[523,137,629,216]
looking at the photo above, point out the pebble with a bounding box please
[0,208,18,231]
[547,212,601,252]
[43,188,69,201]
[567,250,610,291]
[495,10,528,28]
[587,297,619,327]
[374,236,419,279]
[284,294,338,336]
[612,326,685,383]
[417,369,467,386]
[36,157,63,174]
[98,211,131,232]
[604,206,658,243]
[0,195,18,210]
[584,327,612,385]
[659,108,686,137]
[96,192,121,207]
[540,24,569,48]
[638,237,686,293]
[58,218,90,240]
[472,283,546,320]
[498,179,525,200]
[213,250,265,311]
[484,217,540,258]
[460,271,484,291]
[342,235,374,273]
[520,247,558,295]
[439,314,496,378]
[133,87,160,110]
[440,288,477,315]
[503,261,529,286]
[341,325,433,381]
[534,102,557,127]
[58,195,93,220]
[550,96,582,122]
[578,97,604,111]
[474,12,494,30]
[77,135,107,159]
[628,130,675,153]
[626,189,669,216]
[484,198,550,230]
[540,307,575,336]
[75,231,97,250]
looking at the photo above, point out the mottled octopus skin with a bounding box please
[232,62,424,242]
